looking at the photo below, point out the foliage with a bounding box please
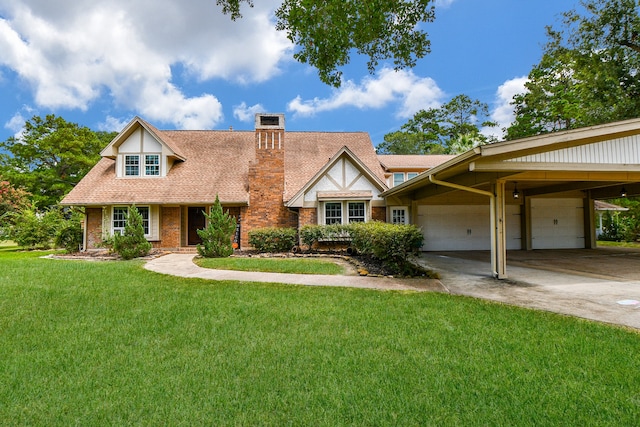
[0,115,116,209]
[600,197,640,242]
[216,0,436,87]
[54,211,83,253]
[248,227,297,253]
[506,0,640,139]
[196,196,237,258]
[349,221,424,275]
[3,207,64,249]
[377,94,497,154]
[112,206,152,260]
[299,223,352,248]
[0,178,31,221]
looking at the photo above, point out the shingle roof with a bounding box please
[62,127,387,206]
[377,154,456,170]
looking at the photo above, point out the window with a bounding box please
[112,207,128,234]
[348,202,365,223]
[407,172,418,180]
[112,206,150,235]
[145,155,159,176]
[391,207,408,225]
[125,155,140,176]
[325,202,342,224]
[393,172,404,187]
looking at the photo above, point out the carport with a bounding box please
[382,118,640,279]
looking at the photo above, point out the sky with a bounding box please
[0,0,582,146]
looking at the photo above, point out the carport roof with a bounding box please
[381,117,640,201]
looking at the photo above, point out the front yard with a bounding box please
[1,248,639,425]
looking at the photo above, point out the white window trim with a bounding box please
[390,206,409,225]
[120,153,162,177]
[111,205,151,238]
[320,201,370,225]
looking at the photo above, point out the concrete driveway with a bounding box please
[415,248,640,330]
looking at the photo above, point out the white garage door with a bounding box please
[531,198,584,249]
[417,205,522,251]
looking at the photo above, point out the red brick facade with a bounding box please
[371,206,386,222]
[85,208,103,250]
[158,206,181,249]
[241,129,297,248]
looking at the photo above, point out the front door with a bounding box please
[188,207,206,245]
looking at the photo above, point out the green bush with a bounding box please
[55,211,83,253]
[248,227,297,253]
[4,207,63,249]
[113,205,152,260]
[349,221,424,275]
[197,196,237,258]
[299,223,351,248]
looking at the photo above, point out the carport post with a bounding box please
[428,174,505,278]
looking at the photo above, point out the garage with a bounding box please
[417,205,522,251]
[382,118,640,278]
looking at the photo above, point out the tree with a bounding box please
[197,195,238,258]
[506,0,640,139]
[0,178,31,221]
[0,115,116,210]
[217,0,436,87]
[377,94,497,154]
[113,205,153,260]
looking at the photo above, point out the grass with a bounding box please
[597,240,640,248]
[194,256,346,275]
[1,249,639,425]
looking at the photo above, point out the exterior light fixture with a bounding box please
[621,186,628,198]
[512,183,520,199]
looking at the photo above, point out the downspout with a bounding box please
[428,174,499,277]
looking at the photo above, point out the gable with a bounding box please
[287,148,387,208]
[504,134,640,165]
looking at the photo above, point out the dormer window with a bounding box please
[145,155,160,176]
[122,154,161,177]
[125,155,140,176]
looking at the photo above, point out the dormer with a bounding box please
[100,117,186,178]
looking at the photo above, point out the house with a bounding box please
[61,113,447,251]
[382,117,640,278]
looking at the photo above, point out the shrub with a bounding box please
[55,211,83,253]
[4,207,63,249]
[349,221,424,275]
[113,205,152,260]
[248,227,297,253]
[299,223,351,248]
[197,196,237,258]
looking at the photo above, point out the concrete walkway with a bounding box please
[415,252,640,330]
[144,253,446,293]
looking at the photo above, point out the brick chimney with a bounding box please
[242,114,296,247]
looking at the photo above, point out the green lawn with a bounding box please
[1,249,639,426]
[597,240,640,248]
[194,256,346,275]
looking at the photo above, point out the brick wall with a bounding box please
[85,208,102,249]
[158,206,181,249]
[242,129,297,248]
[298,208,317,228]
[371,206,386,222]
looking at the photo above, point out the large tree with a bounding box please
[377,94,497,154]
[506,0,640,140]
[217,0,436,87]
[0,115,116,209]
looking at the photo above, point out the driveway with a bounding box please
[415,248,640,330]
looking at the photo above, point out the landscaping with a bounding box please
[1,248,639,425]
[194,255,347,275]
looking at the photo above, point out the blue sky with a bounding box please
[0,0,580,146]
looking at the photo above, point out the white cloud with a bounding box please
[4,111,26,139]
[483,76,528,140]
[233,102,265,122]
[434,0,457,8]
[287,68,444,118]
[98,116,132,133]
[0,0,289,129]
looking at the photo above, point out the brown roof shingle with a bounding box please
[62,127,387,206]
